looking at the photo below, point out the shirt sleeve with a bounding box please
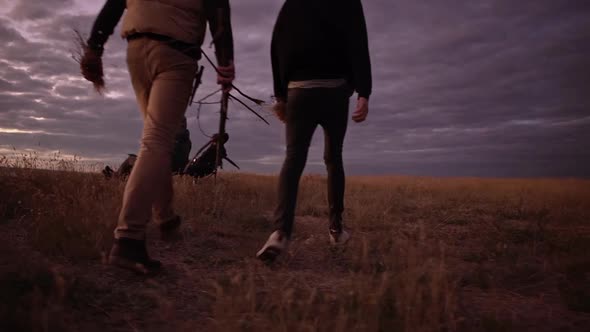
[87,0,126,56]
[271,29,286,101]
[211,0,230,9]
[205,0,234,65]
[347,0,372,99]
[270,4,289,101]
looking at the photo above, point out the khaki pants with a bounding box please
[115,38,197,240]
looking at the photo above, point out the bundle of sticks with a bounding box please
[72,30,105,94]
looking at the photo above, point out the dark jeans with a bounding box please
[274,87,351,238]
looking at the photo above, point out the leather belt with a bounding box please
[127,32,201,59]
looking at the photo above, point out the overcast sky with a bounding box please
[0,0,589,177]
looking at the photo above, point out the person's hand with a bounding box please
[273,99,287,123]
[80,46,105,93]
[352,96,369,123]
[217,61,235,92]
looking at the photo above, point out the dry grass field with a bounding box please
[1,155,589,331]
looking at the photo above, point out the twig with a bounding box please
[200,51,265,105]
[229,94,270,125]
[124,315,140,332]
[196,102,212,138]
[196,88,222,104]
[87,302,112,319]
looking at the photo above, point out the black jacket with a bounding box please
[271,0,372,101]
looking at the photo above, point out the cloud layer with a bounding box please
[0,0,589,177]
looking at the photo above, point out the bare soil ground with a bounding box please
[1,167,589,331]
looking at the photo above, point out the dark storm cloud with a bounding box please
[8,0,75,20]
[0,18,23,42]
[0,65,54,93]
[0,0,589,176]
[53,85,93,98]
[0,5,138,159]
[338,0,590,177]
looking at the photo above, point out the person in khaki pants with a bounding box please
[81,0,235,274]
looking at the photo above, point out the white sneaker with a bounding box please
[329,229,350,245]
[256,230,289,262]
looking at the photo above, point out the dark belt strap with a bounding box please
[127,32,201,59]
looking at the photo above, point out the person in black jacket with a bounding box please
[257,0,372,262]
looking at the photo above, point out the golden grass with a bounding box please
[1,156,589,331]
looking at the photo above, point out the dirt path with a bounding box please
[2,213,589,331]
[1,215,353,331]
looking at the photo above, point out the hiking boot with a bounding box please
[256,230,289,263]
[108,238,161,275]
[329,229,350,245]
[159,215,181,233]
